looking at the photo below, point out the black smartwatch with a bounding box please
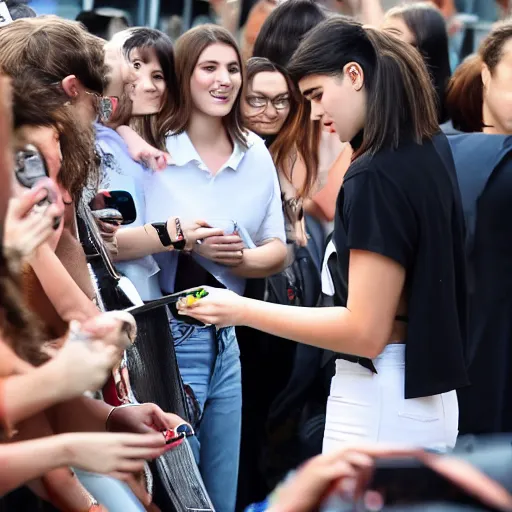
[151,221,187,250]
[151,222,173,247]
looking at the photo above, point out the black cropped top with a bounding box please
[328,132,469,399]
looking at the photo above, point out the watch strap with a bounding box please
[151,222,173,247]
[172,217,187,250]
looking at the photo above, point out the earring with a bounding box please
[348,65,359,82]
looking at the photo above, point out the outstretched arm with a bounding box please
[179,250,405,358]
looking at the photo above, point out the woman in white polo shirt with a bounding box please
[115,25,287,512]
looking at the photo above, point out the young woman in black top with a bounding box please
[179,16,469,451]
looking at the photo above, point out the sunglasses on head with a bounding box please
[85,92,119,123]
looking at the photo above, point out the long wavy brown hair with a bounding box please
[171,24,248,149]
[0,16,107,202]
[245,57,319,198]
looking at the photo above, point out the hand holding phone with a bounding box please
[3,178,64,262]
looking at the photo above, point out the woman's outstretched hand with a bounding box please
[47,312,137,398]
[60,432,167,481]
[176,286,247,328]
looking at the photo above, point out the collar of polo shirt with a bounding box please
[166,130,258,173]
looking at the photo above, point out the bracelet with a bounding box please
[171,217,187,251]
[105,403,139,431]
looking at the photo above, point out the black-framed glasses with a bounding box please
[14,144,49,188]
[84,92,119,123]
[246,94,290,111]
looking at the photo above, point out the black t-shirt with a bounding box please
[330,132,469,399]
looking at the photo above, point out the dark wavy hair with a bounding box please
[0,74,45,366]
[11,67,100,202]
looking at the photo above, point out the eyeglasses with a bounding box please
[84,92,119,123]
[14,144,49,188]
[246,94,290,112]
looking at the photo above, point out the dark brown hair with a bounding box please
[288,17,438,157]
[170,24,247,148]
[445,54,483,132]
[386,2,451,123]
[121,27,179,151]
[245,57,318,197]
[446,20,512,132]
[0,16,106,94]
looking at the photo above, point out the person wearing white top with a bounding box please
[115,25,287,512]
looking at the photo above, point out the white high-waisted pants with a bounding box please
[322,344,459,453]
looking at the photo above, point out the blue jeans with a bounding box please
[74,469,145,511]
[171,322,242,512]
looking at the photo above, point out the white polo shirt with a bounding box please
[96,123,161,301]
[144,130,286,295]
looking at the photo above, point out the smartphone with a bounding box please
[366,457,482,507]
[92,208,124,226]
[14,144,49,189]
[162,428,186,445]
[89,190,136,225]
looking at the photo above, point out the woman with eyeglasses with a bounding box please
[242,57,315,248]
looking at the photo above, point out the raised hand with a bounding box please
[3,180,64,263]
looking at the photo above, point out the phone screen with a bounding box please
[15,145,49,189]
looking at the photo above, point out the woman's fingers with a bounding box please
[420,453,512,511]
[194,227,225,239]
[8,187,49,218]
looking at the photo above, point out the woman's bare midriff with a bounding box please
[387,292,407,345]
